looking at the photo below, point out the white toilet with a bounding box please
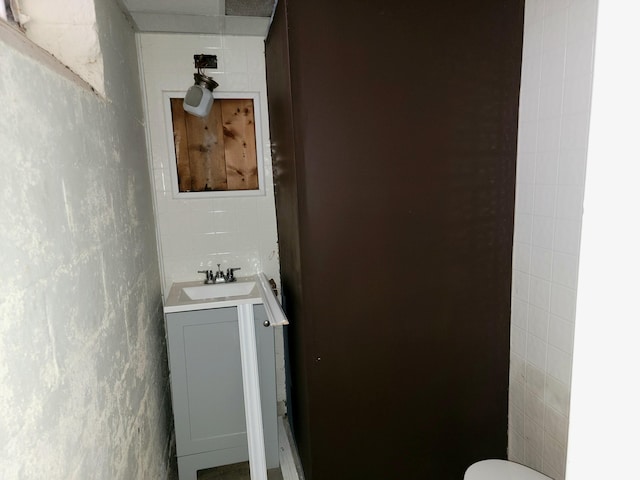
[464,459,552,480]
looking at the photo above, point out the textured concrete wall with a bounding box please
[0,2,173,478]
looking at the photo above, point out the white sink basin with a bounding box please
[182,281,257,300]
[164,273,289,322]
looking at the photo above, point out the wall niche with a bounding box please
[165,92,265,198]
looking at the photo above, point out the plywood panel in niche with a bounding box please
[170,98,259,192]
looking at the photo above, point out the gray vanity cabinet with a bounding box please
[165,305,278,478]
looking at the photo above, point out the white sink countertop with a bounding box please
[164,275,262,313]
[163,273,289,328]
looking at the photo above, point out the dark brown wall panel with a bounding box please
[265,2,314,473]
[267,1,524,478]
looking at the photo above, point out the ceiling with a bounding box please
[120,0,276,36]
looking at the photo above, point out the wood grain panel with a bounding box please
[170,99,192,192]
[207,101,229,190]
[184,102,227,191]
[221,99,259,190]
[171,98,259,192]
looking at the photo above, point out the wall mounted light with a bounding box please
[183,54,218,118]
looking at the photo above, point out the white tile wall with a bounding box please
[137,33,285,403]
[509,0,597,478]
[137,33,280,293]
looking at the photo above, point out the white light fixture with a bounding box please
[183,55,219,118]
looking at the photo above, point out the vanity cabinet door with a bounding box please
[167,307,247,459]
[165,305,278,469]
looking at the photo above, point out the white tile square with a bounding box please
[521,50,543,89]
[553,218,582,254]
[191,231,217,253]
[510,402,526,438]
[557,148,588,186]
[525,389,545,428]
[512,325,528,357]
[524,415,545,454]
[516,152,537,185]
[512,298,529,329]
[527,334,548,370]
[544,404,569,447]
[532,215,555,249]
[552,252,579,288]
[536,115,562,152]
[531,246,553,280]
[560,113,591,150]
[248,72,268,91]
[550,284,577,321]
[556,185,584,220]
[518,120,539,154]
[534,185,557,217]
[510,374,526,410]
[525,362,546,398]
[525,0,545,28]
[509,430,526,464]
[222,73,250,91]
[527,304,549,340]
[548,315,574,354]
[514,214,534,244]
[522,25,542,62]
[524,444,544,473]
[222,47,248,73]
[530,277,551,309]
[546,346,573,385]
[513,270,531,302]
[212,209,238,234]
[222,35,253,51]
[538,83,564,120]
[542,9,568,52]
[153,168,168,193]
[247,48,266,74]
[519,81,541,124]
[565,39,595,78]
[545,373,571,415]
[562,73,592,114]
[513,242,532,274]
[567,0,598,44]
[190,210,215,234]
[516,183,535,215]
[534,150,559,185]
[540,48,566,87]
[543,432,567,475]
[543,0,570,17]
[511,353,527,384]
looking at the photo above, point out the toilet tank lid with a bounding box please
[464,460,553,480]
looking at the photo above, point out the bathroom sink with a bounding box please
[182,281,257,300]
[163,274,289,318]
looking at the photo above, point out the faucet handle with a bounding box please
[226,267,241,282]
[197,269,214,284]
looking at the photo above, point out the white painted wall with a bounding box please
[0,2,173,478]
[566,1,640,477]
[509,0,598,478]
[15,0,106,95]
[136,33,285,403]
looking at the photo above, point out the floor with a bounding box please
[197,462,283,480]
[185,416,303,480]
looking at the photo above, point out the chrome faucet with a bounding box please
[198,265,241,284]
